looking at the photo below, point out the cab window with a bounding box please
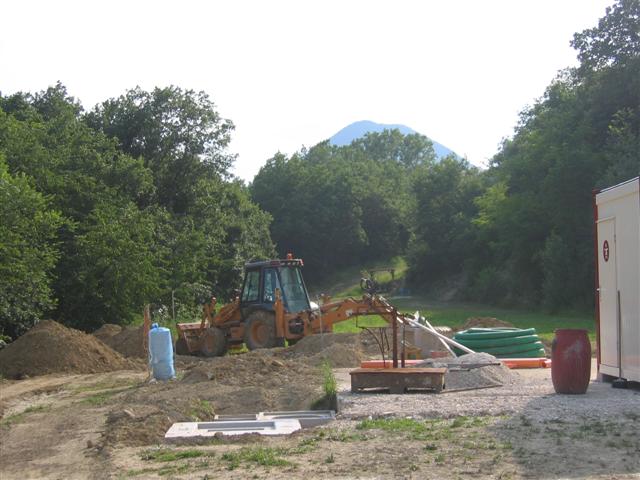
[263,268,280,303]
[241,270,260,303]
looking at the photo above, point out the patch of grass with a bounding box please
[390,299,594,343]
[122,467,158,478]
[311,360,338,410]
[324,453,335,464]
[221,447,292,470]
[310,256,407,299]
[0,404,51,426]
[357,417,428,435]
[314,428,368,442]
[188,398,215,421]
[289,437,319,454]
[141,448,214,462]
[321,360,337,396]
[332,299,594,340]
[82,390,120,406]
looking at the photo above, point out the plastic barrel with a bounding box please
[149,323,176,381]
[551,329,591,394]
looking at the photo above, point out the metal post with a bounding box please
[401,320,406,368]
[171,289,176,321]
[392,308,398,368]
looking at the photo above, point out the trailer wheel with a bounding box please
[200,327,228,357]
[175,337,190,356]
[244,311,277,350]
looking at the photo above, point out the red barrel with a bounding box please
[551,329,591,394]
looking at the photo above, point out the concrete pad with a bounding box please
[165,419,301,438]
[213,414,259,421]
[260,410,335,428]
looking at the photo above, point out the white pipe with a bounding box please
[415,312,457,357]
[402,317,475,355]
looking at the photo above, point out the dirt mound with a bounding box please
[92,324,122,343]
[460,317,514,330]
[284,333,365,367]
[289,332,361,355]
[104,349,324,446]
[0,320,139,378]
[100,325,146,358]
[305,343,364,368]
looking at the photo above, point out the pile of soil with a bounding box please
[460,317,514,330]
[104,348,325,446]
[92,324,122,343]
[99,325,146,358]
[282,332,368,367]
[0,321,139,378]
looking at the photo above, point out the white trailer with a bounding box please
[594,176,640,383]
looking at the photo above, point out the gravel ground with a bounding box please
[335,360,640,421]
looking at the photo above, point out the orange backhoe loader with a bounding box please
[175,255,405,357]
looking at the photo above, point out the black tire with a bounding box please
[175,336,190,356]
[244,311,277,350]
[200,327,228,357]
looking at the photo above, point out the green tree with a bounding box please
[56,203,163,330]
[0,155,63,337]
[464,0,639,309]
[571,0,640,73]
[407,157,483,286]
[86,86,235,213]
[1,84,275,332]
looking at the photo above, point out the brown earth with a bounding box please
[459,316,515,330]
[282,333,369,367]
[0,320,141,379]
[92,323,122,343]
[1,357,637,480]
[99,325,147,358]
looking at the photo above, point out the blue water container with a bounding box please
[148,323,175,381]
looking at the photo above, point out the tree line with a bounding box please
[251,0,638,308]
[1,0,637,338]
[0,86,274,337]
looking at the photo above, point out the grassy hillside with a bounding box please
[317,258,595,343]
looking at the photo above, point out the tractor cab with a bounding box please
[239,256,311,318]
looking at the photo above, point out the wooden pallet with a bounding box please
[349,367,446,394]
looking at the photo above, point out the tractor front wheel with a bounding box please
[200,327,228,357]
[244,311,277,350]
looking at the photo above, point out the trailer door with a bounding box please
[597,217,619,369]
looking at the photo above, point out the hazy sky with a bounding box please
[2,0,613,180]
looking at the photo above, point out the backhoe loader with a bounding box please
[175,254,404,357]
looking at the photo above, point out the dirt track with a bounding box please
[0,323,638,479]
[1,351,639,480]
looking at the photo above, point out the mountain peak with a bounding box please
[329,120,456,159]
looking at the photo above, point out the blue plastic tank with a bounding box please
[148,323,175,381]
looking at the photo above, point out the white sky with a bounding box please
[1,0,613,181]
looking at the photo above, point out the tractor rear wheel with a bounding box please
[175,336,190,356]
[200,327,228,357]
[244,311,277,350]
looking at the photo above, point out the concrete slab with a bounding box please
[260,410,335,428]
[164,419,302,438]
[213,414,259,421]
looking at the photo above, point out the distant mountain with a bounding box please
[329,120,457,159]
